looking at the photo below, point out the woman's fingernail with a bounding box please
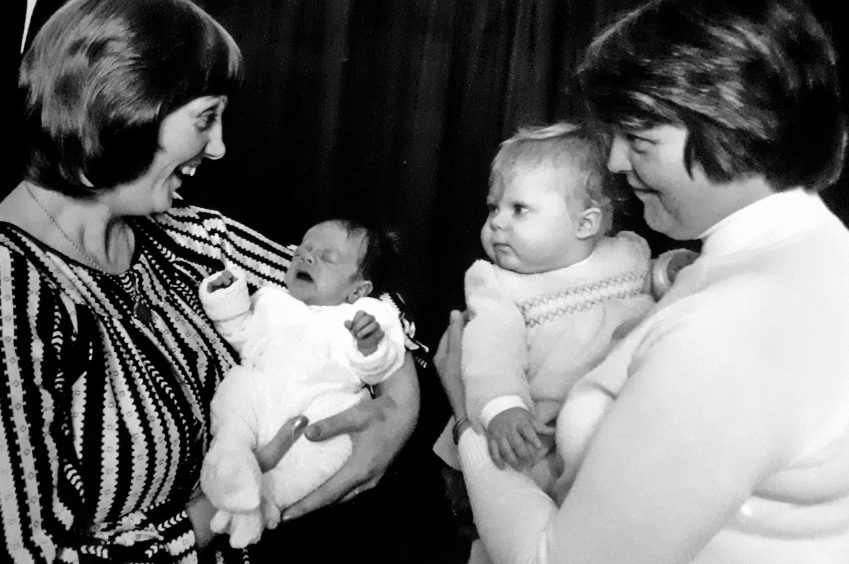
[304,425,320,440]
[281,510,299,522]
[293,416,308,431]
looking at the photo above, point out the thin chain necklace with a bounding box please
[25,183,202,431]
[25,182,153,324]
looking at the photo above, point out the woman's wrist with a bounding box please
[452,414,471,444]
[446,385,468,427]
[382,352,420,435]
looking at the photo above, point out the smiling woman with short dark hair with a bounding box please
[0,1,420,561]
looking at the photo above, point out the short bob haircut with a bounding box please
[20,0,244,198]
[578,0,846,192]
[491,122,615,234]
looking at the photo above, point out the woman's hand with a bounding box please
[280,351,420,521]
[256,415,309,472]
[434,310,467,419]
[187,415,308,549]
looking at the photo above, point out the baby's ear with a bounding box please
[576,207,603,239]
[347,280,374,303]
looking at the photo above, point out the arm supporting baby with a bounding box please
[280,351,419,516]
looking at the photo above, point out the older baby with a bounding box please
[435,123,655,494]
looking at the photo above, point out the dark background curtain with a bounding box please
[189,0,849,349]
[191,0,653,348]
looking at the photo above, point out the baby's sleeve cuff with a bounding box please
[199,268,251,322]
[479,395,527,428]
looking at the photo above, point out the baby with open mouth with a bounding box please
[198,218,407,548]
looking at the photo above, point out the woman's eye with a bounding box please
[512,205,528,215]
[625,133,652,154]
[196,112,219,132]
[486,203,498,215]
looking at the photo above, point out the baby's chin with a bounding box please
[491,255,524,273]
[286,284,312,304]
[491,256,547,275]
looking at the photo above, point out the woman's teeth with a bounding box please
[180,164,197,177]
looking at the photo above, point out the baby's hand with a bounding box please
[486,407,544,470]
[345,310,384,356]
[207,270,236,292]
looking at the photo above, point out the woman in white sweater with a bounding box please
[435,0,849,562]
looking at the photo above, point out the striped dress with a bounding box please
[0,205,295,563]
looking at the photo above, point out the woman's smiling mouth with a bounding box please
[171,163,201,200]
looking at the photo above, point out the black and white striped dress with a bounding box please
[0,205,294,563]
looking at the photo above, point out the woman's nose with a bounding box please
[204,122,226,160]
[607,134,632,173]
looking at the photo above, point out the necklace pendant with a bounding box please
[134,300,153,324]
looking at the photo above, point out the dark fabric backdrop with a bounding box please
[191,0,651,347]
[189,0,849,350]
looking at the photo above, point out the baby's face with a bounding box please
[481,162,585,274]
[285,222,367,306]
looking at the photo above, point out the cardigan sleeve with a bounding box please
[462,261,530,426]
[153,204,293,293]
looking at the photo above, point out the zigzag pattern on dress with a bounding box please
[519,271,649,328]
[0,206,277,563]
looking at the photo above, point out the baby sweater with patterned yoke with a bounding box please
[434,231,654,480]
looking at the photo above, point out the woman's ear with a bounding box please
[346,280,374,303]
[575,207,603,239]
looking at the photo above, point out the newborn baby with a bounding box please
[199,219,405,548]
